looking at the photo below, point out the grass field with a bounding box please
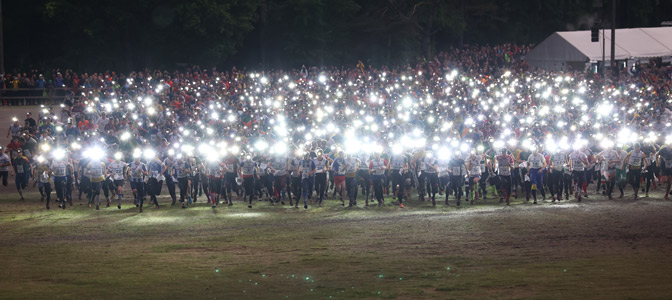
[1,186,672,300]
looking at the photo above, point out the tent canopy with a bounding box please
[525,27,672,69]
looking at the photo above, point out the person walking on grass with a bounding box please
[51,151,72,209]
[657,145,672,200]
[0,147,12,188]
[12,149,30,201]
[108,153,127,209]
[527,147,547,204]
[299,152,316,209]
[624,143,648,200]
[129,157,148,212]
[34,156,52,209]
[85,157,107,210]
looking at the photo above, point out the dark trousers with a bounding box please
[54,177,67,202]
[89,181,102,206]
[499,175,512,200]
[315,173,327,203]
[549,170,563,198]
[40,182,52,206]
[391,170,405,203]
[132,181,146,207]
[301,176,314,201]
[0,171,8,186]
[165,176,177,201]
[243,177,255,204]
[148,178,161,206]
[449,175,463,203]
[177,177,189,201]
[346,177,357,205]
[372,175,384,203]
[627,169,642,190]
[425,172,438,199]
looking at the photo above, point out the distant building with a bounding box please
[524,27,672,71]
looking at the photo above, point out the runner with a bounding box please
[51,150,71,209]
[598,146,622,200]
[332,151,347,206]
[448,155,466,206]
[569,148,589,202]
[643,144,658,197]
[623,143,648,200]
[147,154,166,209]
[206,157,226,207]
[162,154,178,205]
[239,153,258,208]
[13,149,30,201]
[129,156,148,212]
[108,153,127,209]
[299,152,316,209]
[369,152,387,207]
[343,153,359,207]
[656,145,672,199]
[423,153,439,206]
[357,152,371,205]
[388,149,409,207]
[191,156,204,203]
[495,149,514,205]
[313,149,330,206]
[85,157,107,210]
[0,147,11,188]
[466,151,482,205]
[289,151,303,207]
[77,154,91,202]
[269,153,288,205]
[438,155,451,205]
[527,147,547,204]
[548,150,566,202]
[174,155,192,208]
[223,153,240,202]
[34,155,52,209]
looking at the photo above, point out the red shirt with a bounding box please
[6,141,21,151]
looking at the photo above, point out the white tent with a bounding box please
[525,27,672,70]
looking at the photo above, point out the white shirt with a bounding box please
[527,153,545,169]
[108,161,127,180]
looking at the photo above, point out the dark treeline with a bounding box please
[4,0,671,72]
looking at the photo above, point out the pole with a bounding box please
[0,0,5,75]
[610,0,616,69]
[602,28,605,78]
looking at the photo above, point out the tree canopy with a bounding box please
[4,0,671,71]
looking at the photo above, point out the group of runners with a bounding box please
[3,138,671,211]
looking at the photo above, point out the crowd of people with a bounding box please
[2,43,672,212]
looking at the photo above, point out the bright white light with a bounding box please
[438,147,451,160]
[493,140,504,149]
[402,97,413,108]
[52,148,66,160]
[255,140,269,152]
[84,146,105,160]
[143,148,156,160]
[273,143,287,155]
